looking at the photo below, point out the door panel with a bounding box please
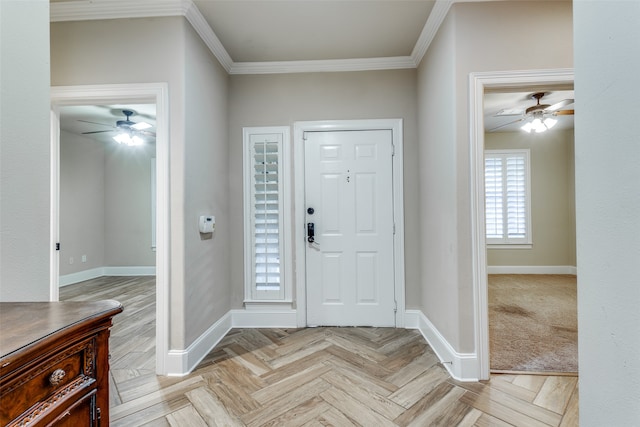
[321,174,341,233]
[355,173,376,232]
[356,252,378,303]
[321,253,343,303]
[305,130,395,326]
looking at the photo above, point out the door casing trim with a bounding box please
[469,69,574,380]
[50,82,170,375]
[293,119,405,328]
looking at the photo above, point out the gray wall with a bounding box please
[60,131,155,276]
[51,17,231,350]
[104,142,156,267]
[417,9,462,349]
[574,1,640,424]
[59,131,106,275]
[182,22,231,346]
[417,1,573,352]
[0,0,51,301]
[228,70,420,309]
[486,129,576,267]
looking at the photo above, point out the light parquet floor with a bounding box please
[60,277,578,426]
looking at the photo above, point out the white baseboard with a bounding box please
[103,266,157,276]
[405,310,478,382]
[164,308,297,375]
[59,267,105,287]
[487,265,577,275]
[59,266,157,286]
[165,311,233,376]
[163,308,479,379]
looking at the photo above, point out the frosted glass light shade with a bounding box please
[521,116,558,133]
[113,133,143,146]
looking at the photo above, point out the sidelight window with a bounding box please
[243,127,292,303]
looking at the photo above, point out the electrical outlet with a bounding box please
[82,255,87,263]
[69,257,74,265]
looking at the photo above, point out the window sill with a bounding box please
[243,300,293,310]
[487,244,532,249]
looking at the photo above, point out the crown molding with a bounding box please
[230,56,417,75]
[411,0,454,66]
[50,0,190,22]
[182,1,233,72]
[50,0,452,75]
[50,0,234,73]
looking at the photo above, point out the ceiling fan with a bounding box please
[489,92,574,133]
[80,109,156,144]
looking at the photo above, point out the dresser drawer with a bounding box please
[0,338,96,424]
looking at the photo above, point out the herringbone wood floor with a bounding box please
[60,277,579,426]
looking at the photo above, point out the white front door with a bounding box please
[304,130,395,326]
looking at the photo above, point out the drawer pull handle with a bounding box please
[49,369,66,386]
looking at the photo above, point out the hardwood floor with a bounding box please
[60,277,579,426]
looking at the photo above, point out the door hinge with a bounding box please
[391,142,395,156]
[303,132,308,141]
[393,223,396,235]
[56,242,60,251]
[394,300,398,313]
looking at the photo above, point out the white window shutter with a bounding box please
[485,157,504,239]
[506,156,527,239]
[485,150,531,245]
[252,139,282,294]
[243,127,291,303]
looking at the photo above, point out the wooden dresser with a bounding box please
[0,300,122,426]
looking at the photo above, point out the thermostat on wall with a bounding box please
[199,215,215,233]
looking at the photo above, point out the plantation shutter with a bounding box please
[485,150,531,245]
[243,130,292,300]
[506,156,527,239]
[253,138,281,293]
[485,156,503,239]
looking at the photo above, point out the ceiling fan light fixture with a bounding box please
[488,92,573,133]
[521,118,547,133]
[113,132,143,146]
[532,118,545,133]
[521,111,557,134]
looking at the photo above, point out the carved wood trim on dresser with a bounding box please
[0,300,122,426]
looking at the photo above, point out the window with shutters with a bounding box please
[243,127,292,303]
[484,149,532,246]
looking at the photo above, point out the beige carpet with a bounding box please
[489,274,578,374]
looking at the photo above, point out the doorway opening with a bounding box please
[469,69,575,380]
[50,83,170,375]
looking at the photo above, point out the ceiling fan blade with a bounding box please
[82,130,113,135]
[488,117,526,132]
[545,99,574,112]
[494,108,525,117]
[131,121,152,131]
[554,109,574,116]
[138,130,157,137]
[78,119,114,127]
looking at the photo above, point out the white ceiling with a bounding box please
[53,0,573,138]
[193,0,436,62]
